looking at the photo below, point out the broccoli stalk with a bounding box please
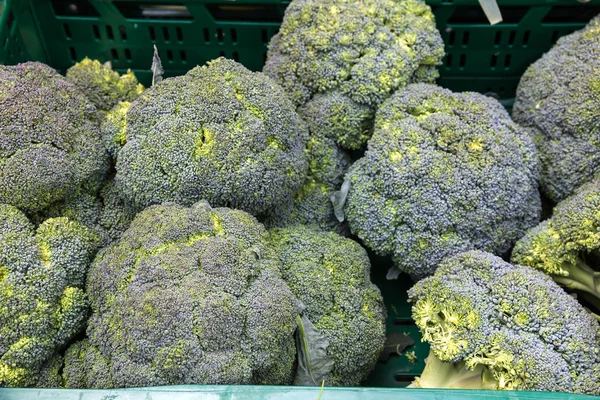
[408,350,498,390]
[553,258,600,302]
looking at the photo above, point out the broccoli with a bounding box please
[33,178,137,246]
[267,225,386,386]
[113,57,309,217]
[512,178,600,314]
[0,204,97,387]
[262,134,351,234]
[344,84,541,280]
[408,251,600,394]
[264,0,444,150]
[66,58,144,115]
[0,62,109,213]
[102,101,131,161]
[63,201,302,388]
[512,16,600,203]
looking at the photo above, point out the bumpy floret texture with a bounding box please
[115,58,309,216]
[0,204,97,387]
[268,225,386,386]
[345,84,541,279]
[409,251,600,394]
[513,16,600,202]
[263,134,351,234]
[512,178,600,310]
[63,201,302,388]
[66,58,144,114]
[0,62,109,213]
[264,0,444,150]
[102,101,131,161]
[35,179,137,246]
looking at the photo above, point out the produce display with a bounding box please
[0,0,599,395]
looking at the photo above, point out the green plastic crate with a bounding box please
[0,0,599,398]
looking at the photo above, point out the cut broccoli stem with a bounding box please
[554,258,600,301]
[408,350,498,389]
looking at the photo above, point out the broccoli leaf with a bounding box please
[293,315,334,386]
[330,179,351,222]
[151,45,164,86]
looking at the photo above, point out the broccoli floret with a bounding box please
[66,58,144,115]
[408,251,600,394]
[102,101,131,161]
[114,58,309,216]
[512,178,600,313]
[63,201,302,388]
[263,134,351,234]
[0,62,109,213]
[267,225,386,386]
[264,0,444,150]
[0,204,97,387]
[34,178,137,246]
[345,84,541,280]
[512,16,600,203]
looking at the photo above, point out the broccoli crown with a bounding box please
[267,225,386,386]
[66,58,144,113]
[0,62,109,213]
[264,0,444,150]
[262,134,351,234]
[35,178,138,247]
[512,178,600,307]
[512,16,600,203]
[408,251,600,394]
[101,101,131,161]
[63,201,302,388]
[345,84,541,279]
[115,58,309,216]
[0,204,96,387]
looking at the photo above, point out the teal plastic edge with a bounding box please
[1,386,599,400]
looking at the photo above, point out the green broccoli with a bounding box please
[267,225,386,386]
[66,58,144,115]
[33,178,137,246]
[264,0,444,150]
[262,134,351,234]
[114,57,309,217]
[0,62,109,213]
[102,101,131,161]
[63,201,302,388]
[512,178,600,314]
[0,204,97,387]
[512,16,600,203]
[408,251,600,394]
[344,84,541,280]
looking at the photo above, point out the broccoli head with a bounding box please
[34,178,137,246]
[63,201,302,388]
[262,134,351,234]
[512,16,600,203]
[345,84,541,280]
[114,57,309,216]
[0,62,109,213]
[264,0,444,150]
[408,251,600,394]
[66,58,144,114]
[268,225,386,386]
[0,204,97,387]
[512,178,600,313]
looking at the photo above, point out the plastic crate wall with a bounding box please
[2,0,600,101]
